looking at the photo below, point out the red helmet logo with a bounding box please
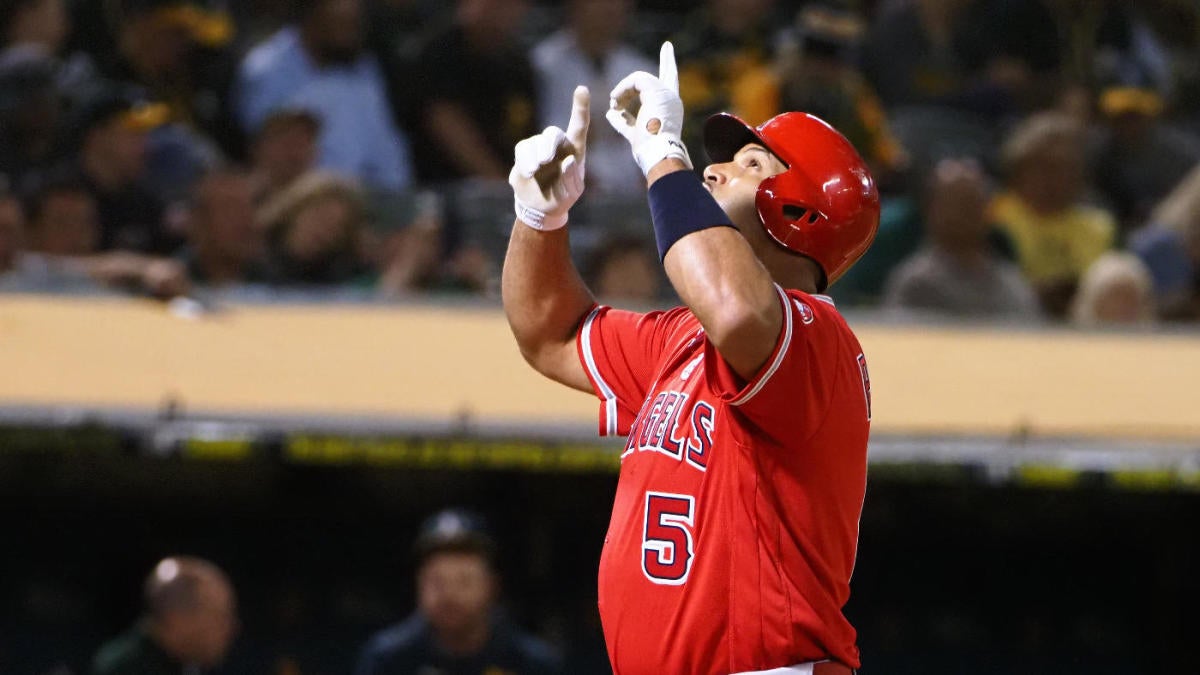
[703,112,880,290]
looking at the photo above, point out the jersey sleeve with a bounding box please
[702,286,847,442]
[576,305,689,437]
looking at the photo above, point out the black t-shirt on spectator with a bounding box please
[356,613,562,675]
[84,173,176,254]
[407,26,538,183]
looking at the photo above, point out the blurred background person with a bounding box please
[406,0,537,183]
[1091,81,1200,238]
[1069,251,1156,327]
[92,556,239,675]
[582,233,664,306]
[0,184,25,278]
[249,107,320,206]
[355,509,562,675]
[94,0,235,199]
[177,166,266,287]
[531,0,652,196]
[862,0,1060,119]
[259,171,370,286]
[672,0,781,158]
[5,170,189,296]
[883,158,1038,320]
[234,0,414,191]
[990,111,1115,318]
[23,171,100,257]
[0,49,63,190]
[1,0,69,56]
[776,3,904,187]
[1130,160,1200,321]
[3,0,99,98]
[66,84,177,254]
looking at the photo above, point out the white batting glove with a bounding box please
[606,42,692,176]
[509,86,590,231]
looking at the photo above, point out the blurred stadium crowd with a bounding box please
[0,0,1197,323]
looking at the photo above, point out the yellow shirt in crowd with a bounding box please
[990,192,1115,285]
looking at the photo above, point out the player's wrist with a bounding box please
[648,169,733,260]
[514,199,568,231]
[647,158,693,186]
[633,134,691,176]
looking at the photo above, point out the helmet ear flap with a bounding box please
[755,173,823,253]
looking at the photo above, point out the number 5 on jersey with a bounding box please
[642,492,695,585]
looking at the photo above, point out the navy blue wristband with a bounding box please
[648,170,734,260]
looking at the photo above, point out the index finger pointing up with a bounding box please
[565,85,591,160]
[658,41,679,94]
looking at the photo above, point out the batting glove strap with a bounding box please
[632,133,692,177]
[514,199,568,231]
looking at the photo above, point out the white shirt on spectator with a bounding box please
[235,27,413,191]
[532,30,653,196]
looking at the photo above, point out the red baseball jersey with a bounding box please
[576,286,871,675]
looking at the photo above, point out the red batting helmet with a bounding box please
[703,112,880,290]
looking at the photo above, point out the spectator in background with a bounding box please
[672,0,781,157]
[860,0,977,111]
[407,0,537,183]
[1092,84,1200,237]
[68,84,178,254]
[776,3,905,183]
[23,172,99,256]
[0,187,24,276]
[990,111,1115,318]
[178,167,266,286]
[883,158,1039,320]
[1069,252,1156,327]
[4,171,189,296]
[235,0,415,191]
[97,1,235,198]
[583,234,664,306]
[531,0,652,196]
[99,0,233,130]
[1130,160,1200,320]
[249,107,321,205]
[259,171,369,286]
[356,509,562,675]
[0,0,68,55]
[3,0,102,122]
[0,50,63,189]
[93,556,239,675]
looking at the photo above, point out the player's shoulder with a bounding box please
[784,289,846,326]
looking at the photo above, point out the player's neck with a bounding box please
[765,254,821,295]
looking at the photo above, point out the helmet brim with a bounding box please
[703,113,773,165]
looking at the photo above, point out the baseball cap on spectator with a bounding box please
[413,509,498,567]
[69,83,170,142]
[795,3,864,58]
[1098,86,1163,118]
[118,0,234,48]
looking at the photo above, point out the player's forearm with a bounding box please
[501,222,595,374]
[649,163,782,378]
[664,227,781,377]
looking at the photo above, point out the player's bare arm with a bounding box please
[608,44,784,380]
[501,87,595,393]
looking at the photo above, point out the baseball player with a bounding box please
[502,42,879,675]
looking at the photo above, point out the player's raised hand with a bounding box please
[509,85,590,231]
[606,41,691,176]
